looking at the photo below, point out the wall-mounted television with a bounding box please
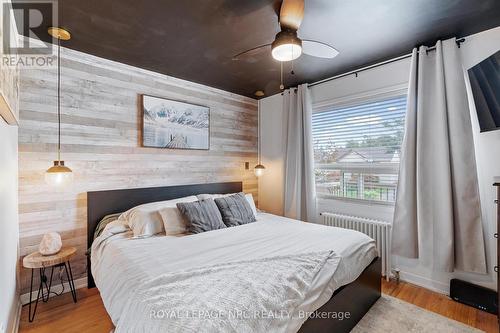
[467,50,500,132]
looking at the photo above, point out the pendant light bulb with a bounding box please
[45,161,73,186]
[254,164,265,177]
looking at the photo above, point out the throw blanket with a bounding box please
[86,213,123,256]
[115,251,339,333]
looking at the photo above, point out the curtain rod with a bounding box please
[307,38,465,88]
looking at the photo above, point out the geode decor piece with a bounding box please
[39,232,62,256]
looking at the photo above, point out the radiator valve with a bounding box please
[392,268,400,284]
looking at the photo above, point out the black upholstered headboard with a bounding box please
[86,181,243,288]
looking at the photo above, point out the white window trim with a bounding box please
[315,162,399,174]
[317,193,396,206]
[312,83,408,112]
[312,85,408,206]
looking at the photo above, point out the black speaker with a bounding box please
[450,279,498,314]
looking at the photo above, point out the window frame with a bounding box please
[312,84,408,206]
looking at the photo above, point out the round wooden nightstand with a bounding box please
[22,246,78,322]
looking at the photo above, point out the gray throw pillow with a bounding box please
[214,192,256,227]
[176,199,226,234]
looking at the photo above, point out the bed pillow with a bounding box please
[159,201,199,236]
[214,192,256,227]
[176,199,226,234]
[119,195,198,237]
[244,193,258,217]
[197,193,258,217]
[196,193,234,200]
[158,196,200,235]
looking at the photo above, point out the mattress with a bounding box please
[91,212,377,332]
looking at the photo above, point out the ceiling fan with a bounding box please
[232,0,339,62]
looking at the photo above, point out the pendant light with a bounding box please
[254,101,265,177]
[45,27,73,186]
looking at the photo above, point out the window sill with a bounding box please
[317,194,396,207]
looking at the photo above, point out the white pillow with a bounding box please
[197,192,258,217]
[158,196,200,235]
[196,193,234,200]
[245,193,258,217]
[118,196,198,237]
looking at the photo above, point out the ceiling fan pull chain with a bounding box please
[280,61,284,90]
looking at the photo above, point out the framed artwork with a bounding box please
[141,94,210,150]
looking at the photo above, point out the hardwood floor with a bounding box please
[19,279,499,333]
[19,288,113,333]
[382,279,498,333]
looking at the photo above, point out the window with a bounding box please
[312,94,407,204]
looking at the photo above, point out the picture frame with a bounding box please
[141,94,210,150]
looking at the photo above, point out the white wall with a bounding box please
[0,121,19,333]
[258,97,285,215]
[463,26,500,290]
[259,26,500,294]
[0,0,20,331]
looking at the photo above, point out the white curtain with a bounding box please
[393,38,487,273]
[283,84,317,222]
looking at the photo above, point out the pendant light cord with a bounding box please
[257,99,260,165]
[57,38,61,162]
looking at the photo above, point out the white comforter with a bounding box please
[91,213,377,333]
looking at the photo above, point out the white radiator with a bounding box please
[320,212,392,280]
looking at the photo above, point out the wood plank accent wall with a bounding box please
[18,47,258,294]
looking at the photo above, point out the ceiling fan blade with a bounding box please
[232,44,272,61]
[279,0,304,30]
[302,40,339,59]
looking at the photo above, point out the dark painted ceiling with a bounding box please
[15,0,500,98]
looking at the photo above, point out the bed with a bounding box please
[87,182,381,333]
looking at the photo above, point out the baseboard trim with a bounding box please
[19,277,87,305]
[398,270,449,295]
[10,300,21,333]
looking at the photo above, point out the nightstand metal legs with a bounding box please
[64,261,77,303]
[40,266,54,302]
[28,268,40,322]
[27,261,77,322]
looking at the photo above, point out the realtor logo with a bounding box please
[2,0,57,68]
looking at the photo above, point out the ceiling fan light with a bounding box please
[271,30,302,62]
[272,43,302,62]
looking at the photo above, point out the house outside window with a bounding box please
[312,93,407,204]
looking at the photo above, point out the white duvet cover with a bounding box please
[91,213,377,333]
